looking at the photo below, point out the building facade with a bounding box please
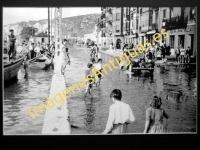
[97,7,196,55]
[161,7,196,56]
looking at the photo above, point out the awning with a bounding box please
[139,33,145,36]
[146,30,156,34]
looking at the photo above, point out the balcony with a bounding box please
[141,25,152,32]
[163,16,188,30]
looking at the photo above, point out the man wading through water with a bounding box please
[61,39,70,75]
[7,29,16,60]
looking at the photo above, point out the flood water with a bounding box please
[3,47,197,134]
[69,47,197,134]
[3,62,53,135]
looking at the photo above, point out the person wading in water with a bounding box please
[102,89,135,134]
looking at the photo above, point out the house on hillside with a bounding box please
[35,32,48,44]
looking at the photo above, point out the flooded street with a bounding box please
[4,62,53,135]
[68,46,197,134]
[3,46,197,134]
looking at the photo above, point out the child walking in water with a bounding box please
[143,96,169,133]
[84,63,95,98]
[94,58,103,87]
[102,89,135,134]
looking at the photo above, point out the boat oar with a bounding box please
[29,55,43,63]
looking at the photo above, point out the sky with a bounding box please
[3,7,101,25]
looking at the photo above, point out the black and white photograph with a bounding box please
[3,6,197,135]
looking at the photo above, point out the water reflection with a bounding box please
[84,98,95,130]
[67,49,197,133]
[4,63,53,135]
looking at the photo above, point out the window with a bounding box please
[136,19,138,29]
[126,7,129,15]
[126,22,129,28]
[42,38,44,43]
[116,13,120,21]
[163,9,166,18]
[190,7,195,20]
[170,9,173,18]
[116,25,120,32]
[178,35,185,48]
[169,35,175,49]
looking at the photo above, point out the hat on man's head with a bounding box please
[10,29,14,32]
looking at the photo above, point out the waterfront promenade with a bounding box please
[42,49,88,134]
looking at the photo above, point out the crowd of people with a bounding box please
[122,42,171,62]
[175,45,192,63]
[85,42,102,97]
[24,41,55,60]
[83,42,169,134]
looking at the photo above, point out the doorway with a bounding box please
[178,35,185,48]
[116,39,122,49]
[188,34,194,55]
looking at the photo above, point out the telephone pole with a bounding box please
[48,7,50,44]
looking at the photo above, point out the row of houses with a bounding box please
[96,7,196,56]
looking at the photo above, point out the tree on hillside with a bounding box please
[20,27,38,41]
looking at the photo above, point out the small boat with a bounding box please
[35,55,48,62]
[4,55,25,81]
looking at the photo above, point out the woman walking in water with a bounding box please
[143,96,169,133]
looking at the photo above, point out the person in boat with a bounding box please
[29,43,35,59]
[140,58,146,68]
[143,96,169,133]
[43,54,53,71]
[7,29,16,60]
[102,89,135,134]
[35,42,42,57]
[84,63,95,98]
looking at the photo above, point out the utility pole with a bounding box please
[54,7,62,60]
[51,7,52,44]
[48,7,50,44]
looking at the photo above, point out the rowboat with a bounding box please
[4,56,25,81]
[35,55,48,62]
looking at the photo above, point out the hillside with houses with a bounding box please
[3,13,101,42]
